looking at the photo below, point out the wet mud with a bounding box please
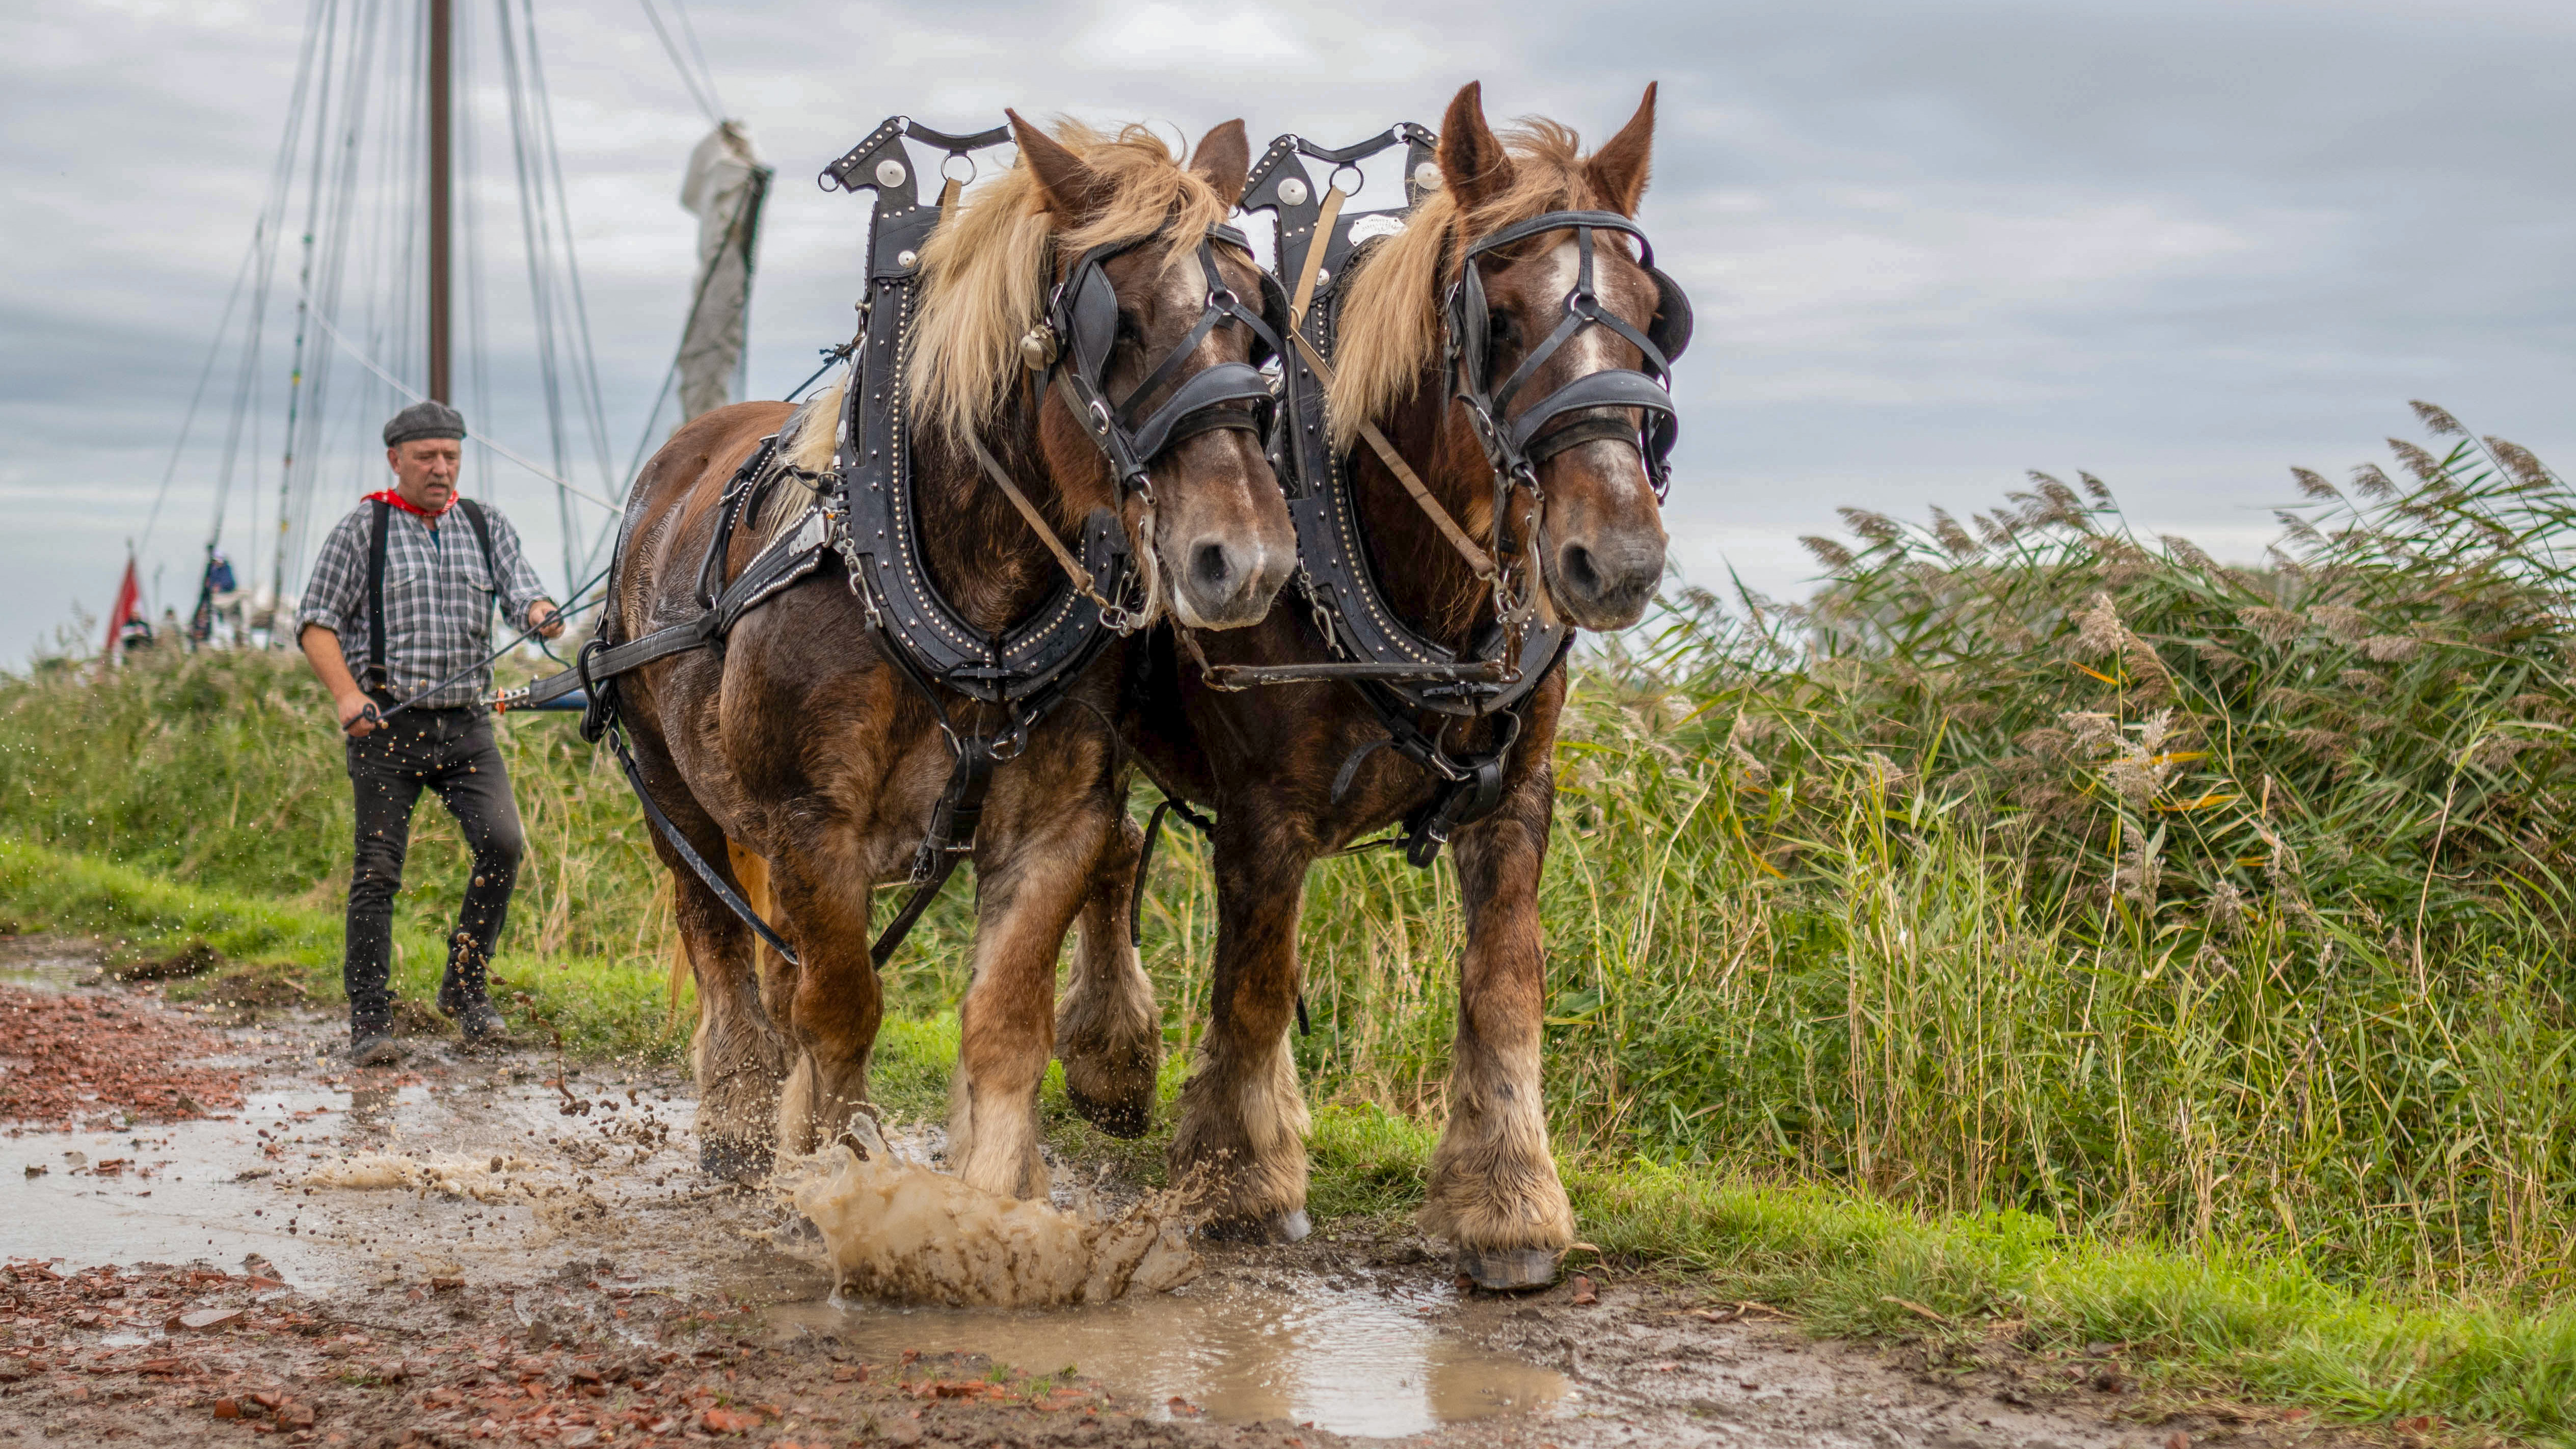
[1,940,2359,1447]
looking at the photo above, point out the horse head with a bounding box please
[1432,82,1682,632]
[1007,114,1298,631]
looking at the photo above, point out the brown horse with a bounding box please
[613,115,1295,1197]
[1060,83,1675,1286]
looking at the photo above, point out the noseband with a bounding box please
[1445,209,1693,498]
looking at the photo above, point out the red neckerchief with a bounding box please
[365,488,459,521]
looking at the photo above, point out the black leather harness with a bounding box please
[502,115,1282,966]
[1187,125,1693,866]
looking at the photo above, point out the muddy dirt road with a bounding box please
[0,938,2337,1448]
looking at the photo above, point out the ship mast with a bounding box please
[427,0,452,403]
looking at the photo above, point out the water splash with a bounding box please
[777,1122,1199,1308]
[301,1151,552,1202]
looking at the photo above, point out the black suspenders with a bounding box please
[365,496,502,696]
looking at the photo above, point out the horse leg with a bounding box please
[948,801,1112,1200]
[626,737,789,1179]
[1055,810,1161,1137]
[668,860,791,1181]
[1169,823,1313,1241]
[728,840,798,1038]
[1421,763,1575,1290]
[765,838,884,1158]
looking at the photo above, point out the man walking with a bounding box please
[296,401,564,1066]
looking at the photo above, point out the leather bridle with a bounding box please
[1034,224,1287,504]
[1446,208,1693,501]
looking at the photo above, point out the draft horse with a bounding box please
[609,115,1295,1199]
[1061,83,1685,1287]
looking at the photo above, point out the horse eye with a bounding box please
[1116,309,1143,342]
[1487,312,1519,351]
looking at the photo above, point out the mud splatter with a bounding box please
[300,1150,552,1201]
[779,1126,1200,1308]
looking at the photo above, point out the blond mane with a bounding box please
[905,121,1235,441]
[1329,121,1616,451]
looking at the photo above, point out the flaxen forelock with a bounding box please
[904,121,1233,442]
[1328,119,1617,452]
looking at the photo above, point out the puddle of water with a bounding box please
[4,1085,356,1281]
[767,1274,1573,1438]
[2,1071,695,1288]
[0,949,101,992]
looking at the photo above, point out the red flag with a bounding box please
[104,556,141,661]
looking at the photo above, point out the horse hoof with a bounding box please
[1455,1246,1561,1292]
[700,1137,773,1183]
[1065,1088,1152,1140]
[1200,1208,1311,1245]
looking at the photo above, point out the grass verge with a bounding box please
[0,835,687,1062]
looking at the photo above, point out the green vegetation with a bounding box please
[6,406,2574,1436]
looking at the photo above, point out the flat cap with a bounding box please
[383,400,468,448]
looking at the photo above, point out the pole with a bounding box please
[427,0,452,403]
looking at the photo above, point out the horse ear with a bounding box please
[1436,82,1516,213]
[1189,119,1250,208]
[1586,82,1657,217]
[1009,109,1113,225]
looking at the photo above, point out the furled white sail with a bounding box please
[675,121,772,422]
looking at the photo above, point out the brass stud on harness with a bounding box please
[1018,325,1060,371]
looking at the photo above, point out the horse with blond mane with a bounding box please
[1060,83,1683,1288]
[607,113,1294,1195]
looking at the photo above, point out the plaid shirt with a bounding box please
[296,498,549,710]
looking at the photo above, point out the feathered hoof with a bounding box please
[699,1136,773,1183]
[1454,1245,1561,1292]
[1199,1207,1311,1245]
[1065,1087,1152,1140]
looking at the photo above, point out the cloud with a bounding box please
[1072,3,1316,71]
[2,0,2572,655]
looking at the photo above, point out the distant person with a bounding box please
[293,401,564,1066]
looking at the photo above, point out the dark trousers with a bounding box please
[344,705,526,1034]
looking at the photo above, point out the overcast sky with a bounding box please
[4,0,2571,660]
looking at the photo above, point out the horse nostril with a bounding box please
[1190,540,1237,595]
[1560,543,1603,601]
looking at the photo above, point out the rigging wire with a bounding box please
[216,0,336,613]
[138,238,260,560]
[517,0,620,556]
[665,0,724,119]
[195,0,723,621]
[298,296,620,512]
[635,0,719,124]
[492,0,577,589]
